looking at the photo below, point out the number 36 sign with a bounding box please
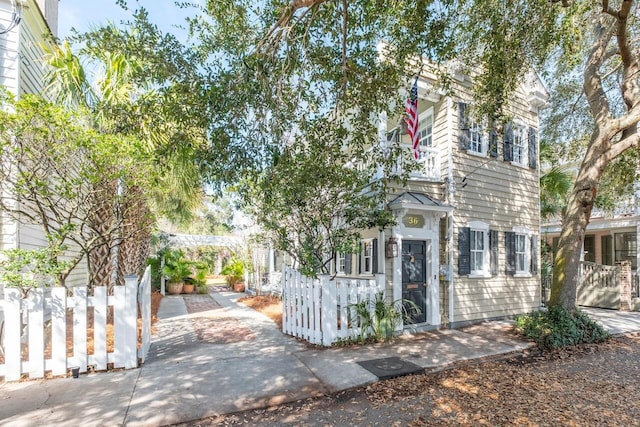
[402,214,425,228]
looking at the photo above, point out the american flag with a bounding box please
[404,77,420,160]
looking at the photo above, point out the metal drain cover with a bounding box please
[357,357,424,380]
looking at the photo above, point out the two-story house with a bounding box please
[333,66,549,330]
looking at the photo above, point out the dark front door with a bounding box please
[402,240,427,324]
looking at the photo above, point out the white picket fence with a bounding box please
[281,266,385,346]
[0,266,152,381]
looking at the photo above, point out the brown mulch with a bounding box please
[238,295,282,329]
[177,333,640,426]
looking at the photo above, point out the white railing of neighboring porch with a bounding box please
[281,266,385,346]
[0,266,152,381]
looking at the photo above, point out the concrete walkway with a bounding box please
[1,292,639,427]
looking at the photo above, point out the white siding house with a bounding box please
[0,0,87,287]
[334,66,549,330]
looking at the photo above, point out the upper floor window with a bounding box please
[511,125,528,166]
[418,114,433,149]
[469,120,485,155]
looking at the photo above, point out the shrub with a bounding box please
[515,305,609,350]
[348,292,420,343]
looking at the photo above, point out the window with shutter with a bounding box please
[507,227,534,276]
[505,231,516,276]
[360,239,373,275]
[490,229,498,276]
[464,221,491,277]
[503,123,513,162]
[457,102,471,151]
[528,127,537,169]
[458,227,471,276]
[335,252,346,274]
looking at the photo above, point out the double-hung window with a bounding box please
[361,240,373,274]
[335,252,346,274]
[469,120,485,155]
[508,226,533,276]
[515,234,528,273]
[470,229,486,273]
[468,221,490,277]
[512,125,527,166]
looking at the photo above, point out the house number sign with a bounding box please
[402,214,425,228]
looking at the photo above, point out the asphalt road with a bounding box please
[176,332,640,427]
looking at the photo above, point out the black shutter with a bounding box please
[503,123,513,162]
[531,236,538,275]
[358,242,362,274]
[490,229,498,276]
[489,129,498,158]
[457,102,470,151]
[528,127,537,169]
[372,238,378,274]
[345,253,352,274]
[458,227,471,275]
[505,231,516,275]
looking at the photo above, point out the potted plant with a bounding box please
[221,257,245,292]
[162,249,191,295]
[182,277,196,294]
[192,261,209,294]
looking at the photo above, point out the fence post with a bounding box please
[321,275,336,346]
[139,266,152,362]
[4,288,22,381]
[27,287,45,379]
[281,267,288,334]
[620,261,632,311]
[73,287,88,373]
[94,286,108,371]
[51,286,68,376]
[123,275,139,369]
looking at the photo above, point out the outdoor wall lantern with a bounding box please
[386,237,398,258]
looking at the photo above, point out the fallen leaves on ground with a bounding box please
[238,295,282,329]
[177,333,640,427]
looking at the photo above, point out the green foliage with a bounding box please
[0,247,71,294]
[348,293,420,343]
[221,257,245,287]
[515,306,609,350]
[161,248,192,284]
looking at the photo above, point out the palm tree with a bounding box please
[539,139,573,222]
[44,25,205,287]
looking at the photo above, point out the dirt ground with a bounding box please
[238,295,282,329]
[176,333,640,427]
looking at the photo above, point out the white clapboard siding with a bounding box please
[0,266,152,381]
[282,266,385,346]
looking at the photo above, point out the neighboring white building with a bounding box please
[0,0,87,286]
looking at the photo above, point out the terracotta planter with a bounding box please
[167,282,184,295]
[182,283,195,294]
[234,282,245,293]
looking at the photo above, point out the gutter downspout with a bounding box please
[446,97,455,327]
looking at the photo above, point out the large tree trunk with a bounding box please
[116,185,153,285]
[550,135,607,308]
[88,179,118,290]
[550,5,640,309]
